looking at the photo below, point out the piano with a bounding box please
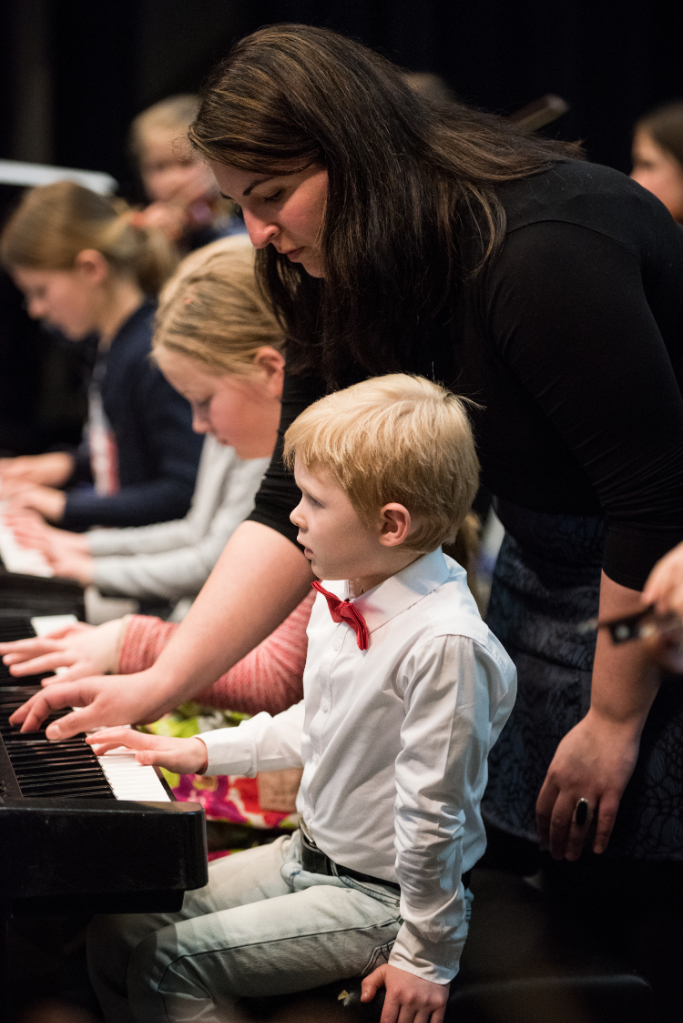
[0,615,208,917]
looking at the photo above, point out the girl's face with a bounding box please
[139,129,215,204]
[209,161,328,278]
[631,129,683,222]
[12,264,103,340]
[155,347,284,460]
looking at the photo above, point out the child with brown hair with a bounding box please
[0,179,202,530]
[85,373,516,1023]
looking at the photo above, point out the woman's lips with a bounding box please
[286,247,304,261]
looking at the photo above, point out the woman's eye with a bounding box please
[263,190,284,204]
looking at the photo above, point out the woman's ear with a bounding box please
[379,503,412,547]
[253,346,286,395]
[74,248,110,284]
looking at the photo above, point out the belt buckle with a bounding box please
[299,826,332,876]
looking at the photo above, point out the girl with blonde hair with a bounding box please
[0,179,202,529]
[8,235,286,607]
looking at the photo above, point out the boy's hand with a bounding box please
[87,727,208,775]
[361,964,449,1023]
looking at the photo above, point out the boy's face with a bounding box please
[291,461,384,583]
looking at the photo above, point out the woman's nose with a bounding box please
[243,210,278,249]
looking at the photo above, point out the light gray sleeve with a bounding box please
[86,437,231,557]
[92,453,269,600]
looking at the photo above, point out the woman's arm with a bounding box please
[536,571,660,859]
[489,220,683,859]
[11,521,314,738]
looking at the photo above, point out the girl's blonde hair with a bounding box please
[129,94,200,157]
[153,235,285,375]
[0,180,177,295]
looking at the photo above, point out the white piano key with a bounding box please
[0,505,53,577]
[98,749,171,802]
[31,614,79,636]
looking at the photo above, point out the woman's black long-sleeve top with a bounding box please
[249,161,683,591]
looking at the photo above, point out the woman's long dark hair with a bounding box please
[190,24,579,382]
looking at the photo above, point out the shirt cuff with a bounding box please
[199,725,258,777]
[388,918,467,985]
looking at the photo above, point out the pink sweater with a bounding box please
[118,592,313,715]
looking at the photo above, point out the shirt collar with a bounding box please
[321,548,451,635]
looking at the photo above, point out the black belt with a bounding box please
[299,828,471,893]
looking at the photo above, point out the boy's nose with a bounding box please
[290,501,305,528]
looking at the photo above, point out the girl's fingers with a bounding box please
[9,652,77,675]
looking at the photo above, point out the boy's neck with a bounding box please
[347,550,423,598]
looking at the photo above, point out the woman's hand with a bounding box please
[643,541,683,620]
[535,571,660,860]
[87,727,208,775]
[536,709,642,859]
[8,668,174,738]
[0,618,126,682]
[361,964,449,1023]
[0,451,74,487]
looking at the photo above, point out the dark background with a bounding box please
[2,0,683,198]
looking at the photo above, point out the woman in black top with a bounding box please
[15,24,683,871]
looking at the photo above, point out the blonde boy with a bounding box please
[87,374,516,1023]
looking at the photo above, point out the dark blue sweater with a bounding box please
[62,301,202,530]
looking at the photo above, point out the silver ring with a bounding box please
[574,797,590,826]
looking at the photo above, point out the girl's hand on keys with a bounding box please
[0,618,126,681]
[87,727,209,775]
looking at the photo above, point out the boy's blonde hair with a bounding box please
[153,235,285,375]
[129,94,200,157]
[0,180,176,295]
[284,374,480,554]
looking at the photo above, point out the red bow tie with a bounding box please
[312,581,369,651]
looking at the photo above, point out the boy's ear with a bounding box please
[379,503,412,547]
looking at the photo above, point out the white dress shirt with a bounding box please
[201,548,516,983]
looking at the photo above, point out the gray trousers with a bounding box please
[88,831,403,1023]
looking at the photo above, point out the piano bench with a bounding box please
[237,866,653,1023]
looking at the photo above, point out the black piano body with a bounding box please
[0,582,208,917]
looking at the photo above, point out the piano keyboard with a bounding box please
[0,612,79,685]
[0,505,53,577]
[0,689,170,802]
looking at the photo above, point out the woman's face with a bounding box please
[155,347,284,460]
[209,161,328,278]
[12,264,102,340]
[631,129,683,222]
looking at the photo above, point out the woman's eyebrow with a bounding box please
[218,176,277,202]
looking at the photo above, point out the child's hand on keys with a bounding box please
[87,727,209,775]
[0,618,124,681]
[361,963,449,1023]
